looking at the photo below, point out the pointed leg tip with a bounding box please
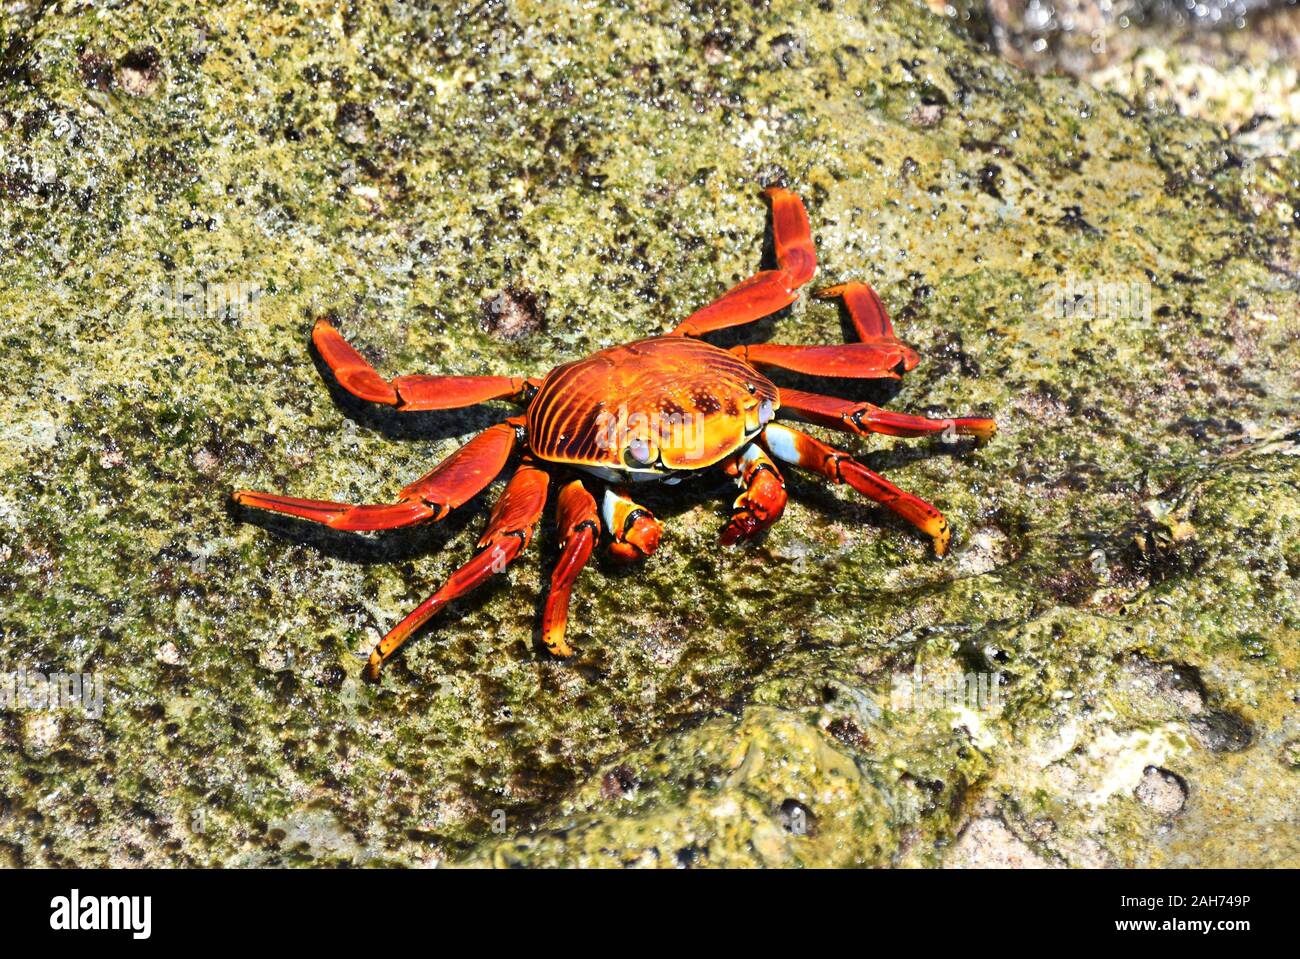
[962,420,998,444]
[364,653,383,682]
[230,489,267,510]
[541,616,576,659]
[311,318,337,342]
[543,640,575,658]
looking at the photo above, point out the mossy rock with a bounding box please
[0,0,1296,866]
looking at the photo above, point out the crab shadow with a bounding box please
[228,489,514,683]
[226,330,523,566]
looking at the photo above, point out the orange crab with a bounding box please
[233,189,995,678]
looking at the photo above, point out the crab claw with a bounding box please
[603,489,662,563]
[609,512,662,562]
[721,448,787,545]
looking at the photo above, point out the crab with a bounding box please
[232,189,995,678]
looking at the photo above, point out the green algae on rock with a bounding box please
[0,0,1296,867]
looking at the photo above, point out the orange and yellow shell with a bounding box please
[525,336,778,474]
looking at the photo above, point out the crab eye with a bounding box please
[746,382,757,394]
[758,399,774,425]
[626,438,653,465]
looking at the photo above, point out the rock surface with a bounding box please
[0,0,1297,866]
[1135,766,1188,816]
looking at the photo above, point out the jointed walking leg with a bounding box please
[760,422,953,556]
[366,458,550,679]
[541,479,600,657]
[670,188,818,337]
[313,319,529,411]
[232,419,523,530]
[778,389,996,443]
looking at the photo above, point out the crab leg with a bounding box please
[760,422,953,556]
[779,388,996,443]
[719,443,787,544]
[313,319,530,410]
[814,282,897,339]
[733,341,919,379]
[540,479,600,657]
[670,187,817,337]
[601,488,662,562]
[721,280,922,380]
[367,458,550,679]
[232,419,520,530]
